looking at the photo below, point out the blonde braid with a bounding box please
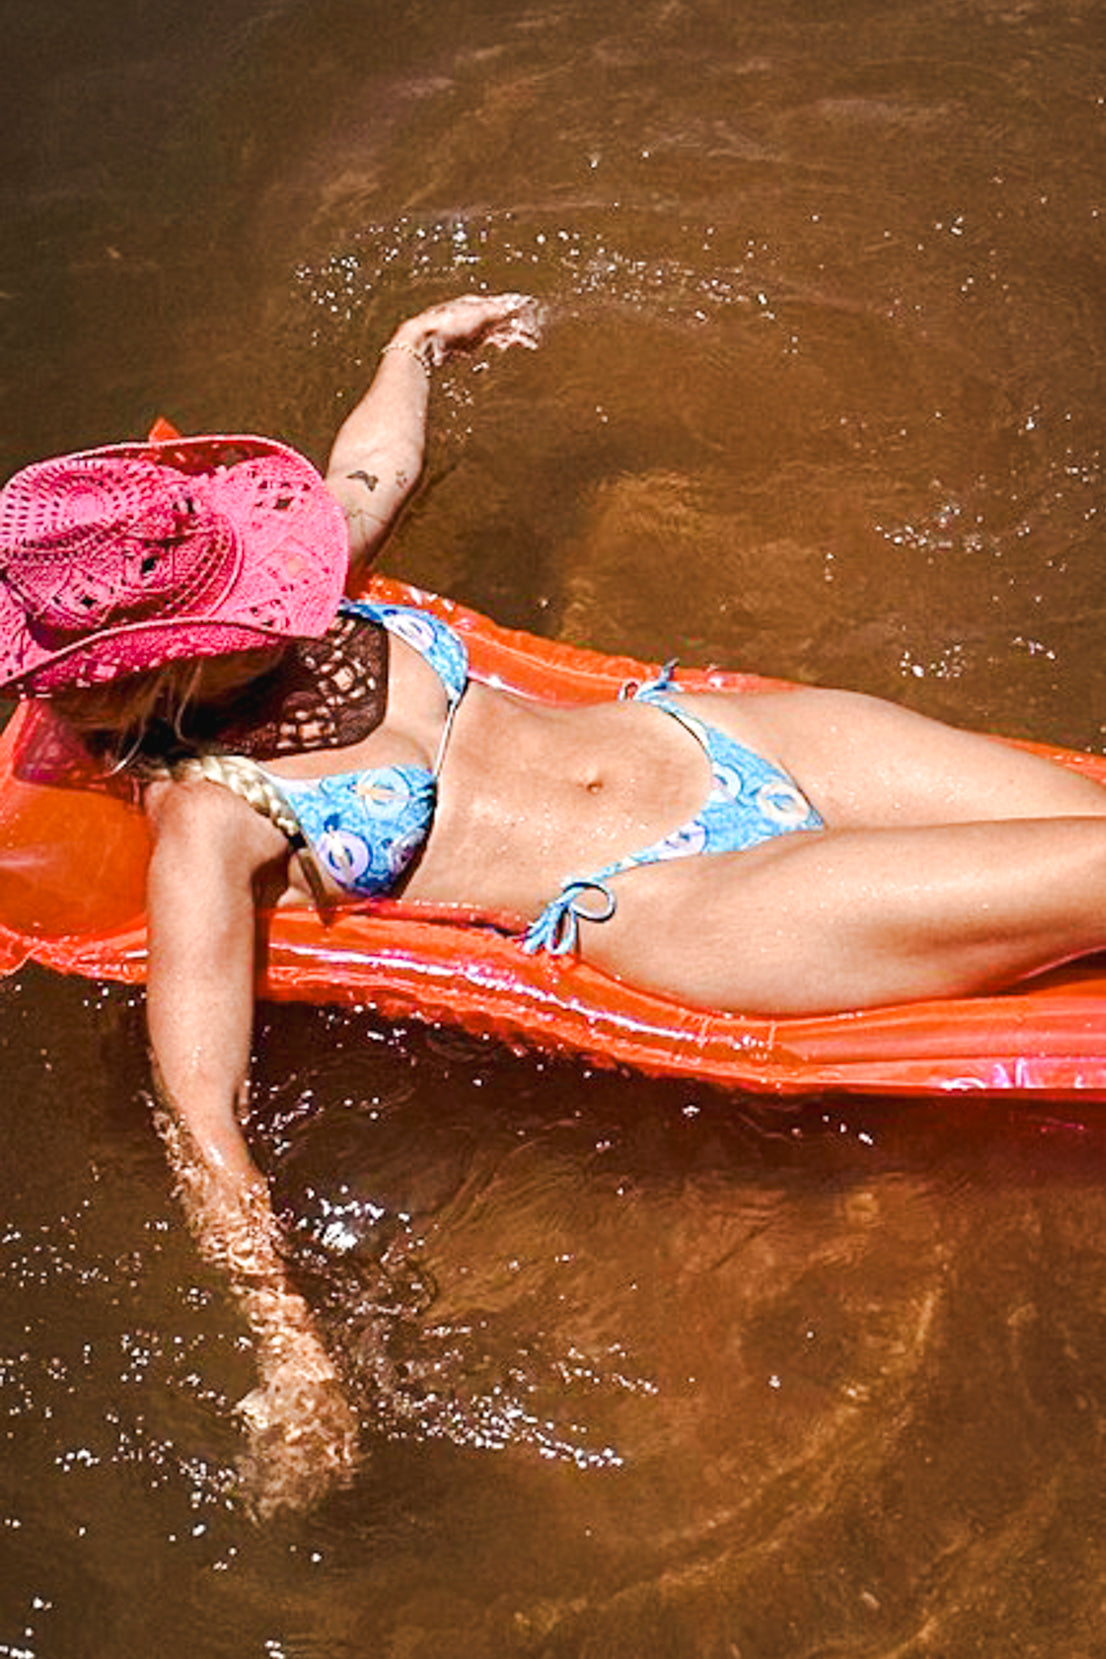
[168,753,331,908]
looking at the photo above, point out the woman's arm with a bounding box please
[325,292,542,581]
[144,777,274,1186]
[144,779,357,1516]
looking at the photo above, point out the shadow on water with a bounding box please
[4,0,1106,1650]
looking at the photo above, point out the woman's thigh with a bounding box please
[694,687,1106,829]
[581,817,1106,1016]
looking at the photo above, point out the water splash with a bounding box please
[292,209,792,340]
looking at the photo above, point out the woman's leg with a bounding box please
[582,816,1106,1016]
[701,687,1106,829]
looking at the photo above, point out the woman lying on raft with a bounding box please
[3,291,1105,1510]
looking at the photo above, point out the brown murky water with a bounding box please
[3,0,1106,1653]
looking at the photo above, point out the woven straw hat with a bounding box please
[0,433,349,694]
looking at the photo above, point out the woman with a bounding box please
[2,291,1105,1511]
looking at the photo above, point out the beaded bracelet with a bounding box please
[380,340,433,379]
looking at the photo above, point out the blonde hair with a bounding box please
[52,649,282,759]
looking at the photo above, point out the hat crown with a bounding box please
[0,458,240,645]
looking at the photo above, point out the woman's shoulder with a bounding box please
[143,768,288,870]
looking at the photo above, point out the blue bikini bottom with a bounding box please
[521,668,824,956]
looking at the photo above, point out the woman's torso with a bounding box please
[256,608,804,919]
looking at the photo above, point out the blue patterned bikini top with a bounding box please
[263,599,468,897]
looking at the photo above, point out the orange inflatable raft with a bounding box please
[2,576,1105,1099]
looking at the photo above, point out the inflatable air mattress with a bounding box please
[2,577,1105,1098]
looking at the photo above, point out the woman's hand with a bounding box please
[236,1327,360,1521]
[389,291,544,366]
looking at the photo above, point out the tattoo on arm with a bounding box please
[395,470,409,488]
[347,470,379,493]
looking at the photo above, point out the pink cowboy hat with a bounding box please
[0,431,350,694]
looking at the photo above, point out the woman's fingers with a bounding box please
[482,297,545,352]
[415,292,545,361]
[236,1352,360,1518]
